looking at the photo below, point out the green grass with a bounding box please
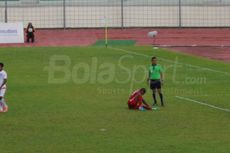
[0,46,229,153]
[93,40,136,46]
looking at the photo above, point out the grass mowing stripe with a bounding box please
[93,40,136,46]
[109,47,230,76]
[175,96,230,113]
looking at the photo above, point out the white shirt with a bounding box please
[28,28,33,33]
[0,70,7,88]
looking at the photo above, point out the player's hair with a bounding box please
[0,63,4,67]
[140,88,146,93]
[152,56,157,60]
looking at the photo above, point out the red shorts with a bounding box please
[128,100,142,109]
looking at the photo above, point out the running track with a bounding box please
[0,28,230,62]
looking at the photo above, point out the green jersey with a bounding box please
[149,64,163,80]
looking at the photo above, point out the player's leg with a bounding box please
[154,80,164,106]
[157,88,164,107]
[27,34,30,43]
[150,80,158,105]
[152,89,158,106]
[0,97,3,112]
[2,98,8,112]
[1,98,8,112]
[0,88,3,112]
[31,34,35,43]
[0,89,8,112]
[128,100,137,110]
[128,103,134,109]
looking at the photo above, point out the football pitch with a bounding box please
[0,46,229,153]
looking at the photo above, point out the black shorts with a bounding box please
[150,79,161,89]
[27,33,34,38]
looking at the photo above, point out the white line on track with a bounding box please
[109,47,230,76]
[175,96,230,113]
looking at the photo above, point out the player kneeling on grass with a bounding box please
[0,63,8,113]
[128,88,152,111]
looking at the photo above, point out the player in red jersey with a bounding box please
[128,88,152,110]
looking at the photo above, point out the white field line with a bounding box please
[109,47,230,76]
[175,96,230,113]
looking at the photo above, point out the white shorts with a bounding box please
[0,88,6,98]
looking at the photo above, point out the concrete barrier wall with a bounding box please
[0,6,229,28]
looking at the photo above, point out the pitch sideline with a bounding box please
[175,96,230,113]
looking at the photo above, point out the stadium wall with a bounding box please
[0,1,229,28]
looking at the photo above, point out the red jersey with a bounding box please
[128,90,143,109]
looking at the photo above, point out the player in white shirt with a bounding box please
[0,63,8,112]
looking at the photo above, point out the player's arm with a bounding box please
[0,79,7,89]
[134,92,148,105]
[160,72,164,81]
[160,67,164,84]
[142,99,148,106]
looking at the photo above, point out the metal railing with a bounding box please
[0,0,229,28]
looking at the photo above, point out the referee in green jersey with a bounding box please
[147,57,164,106]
